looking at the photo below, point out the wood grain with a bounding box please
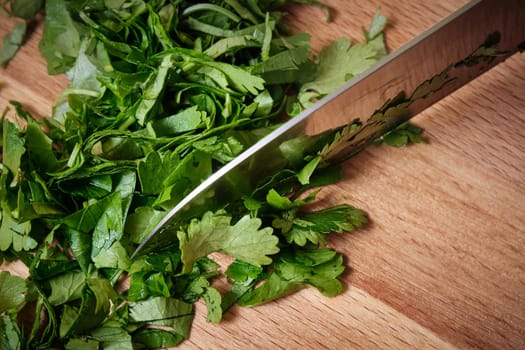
[1,1,524,349]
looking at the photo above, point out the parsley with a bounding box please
[298,9,388,108]
[0,271,27,314]
[178,210,279,273]
[0,1,425,347]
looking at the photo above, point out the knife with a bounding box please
[133,0,525,257]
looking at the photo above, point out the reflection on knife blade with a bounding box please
[134,0,525,256]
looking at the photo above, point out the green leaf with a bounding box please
[25,119,61,173]
[298,10,388,107]
[136,55,173,125]
[275,248,345,296]
[62,277,118,335]
[138,151,178,195]
[283,204,367,246]
[59,304,80,338]
[222,260,263,310]
[153,106,203,136]
[363,8,387,42]
[129,297,194,339]
[299,38,378,106]
[203,286,222,323]
[251,47,313,85]
[132,328,185,349]
[11,0,44,19]
[65,41,105,99]
[89,326,133,349]
[39,0,81,74]
[238,271,304,307]
[0,206,35,252]
[30,254,79,281]
[0,315,22,350]
[0,22,27,67]
[380,123,423,146]
[59,175,112,199]
[266,188,317,210]
[200,61,265,95]
[91,241,130,270]
[239,248,346,306]
[90,192,129,269]
[65,338,100,350]
[0,271,27,313]
[298,204,367,234]
[125,206,165,244]
[177,210,278,273]
[1,117,25,180]
[47,270,85,305]
[63,227,91,274]
[225,260,263,283]
[128,271,172,301]
[296,155,321,185]
[192,136,244,163]
[155,151,213,209]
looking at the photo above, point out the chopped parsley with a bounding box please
[0,1,424,348]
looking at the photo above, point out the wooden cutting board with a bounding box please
[1,1,524,349]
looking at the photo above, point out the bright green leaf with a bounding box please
[178,210,278,273]
[203,287,222,323]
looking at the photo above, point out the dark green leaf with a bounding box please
[11,0,44,19]
[275,249,345,296]
[225,260,263,283]
[25,119,61,173]
[132,328,185,349]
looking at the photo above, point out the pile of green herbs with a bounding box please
[0,0,423,348]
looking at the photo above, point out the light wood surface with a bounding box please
[1,1,524,349]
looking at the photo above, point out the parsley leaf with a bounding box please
[0,271,27,313]
[238,247,346,306]
[129,297,194,340]
[178,210,279,273]
[379,121,426,147]
[0,22,26,67]
[298,9,388,107]
[0,315,22,349]
[0,205,36,252]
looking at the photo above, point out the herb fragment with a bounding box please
[0,22,26,67]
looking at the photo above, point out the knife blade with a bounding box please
[133,0,525,256]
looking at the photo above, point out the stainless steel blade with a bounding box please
[133,0,525,256]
